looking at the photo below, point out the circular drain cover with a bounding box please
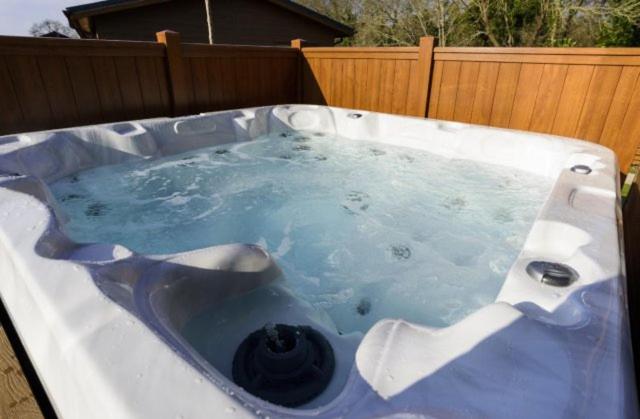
[232,324,335,407]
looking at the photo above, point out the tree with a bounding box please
[297,0,640,47]
[29,20,78,38]
[598,0,640,45]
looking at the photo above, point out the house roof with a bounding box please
[64,0,354,37]
[40,31,71,38]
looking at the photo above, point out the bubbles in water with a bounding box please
[50,130,552,333]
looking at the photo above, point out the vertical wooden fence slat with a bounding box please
[427,61,444,118]
[66,56,105,124]
[599,67,640,152]
[37,56,79,127]
[0,57,24,132]
[92,56,125,122]
[529,64,568,133]
[437,60,461,119]
[575,66,623,142]
[366,59,380,111]
[156,30,189,116]
[470,62,499,125]
[392,60,411,115]
[489,63,521,128]
[415,36,436,117]
[114,56,145,120]
[291,39,305,103]
[453,61,480,122]
[8,55,52,131]
[508,63,544,130]
[617,80,640,168]
[551,65,594,137]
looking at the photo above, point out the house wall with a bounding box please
[93,0,208,43]
[89,0,340,46]
[212,0,339,46]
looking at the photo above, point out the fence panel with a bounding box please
[301,37,435,117]
[180,43,298,114]
[428,47,640,172]
[0,36,171,135]
[2,33,640,174]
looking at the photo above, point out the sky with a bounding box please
[0,0,76,36]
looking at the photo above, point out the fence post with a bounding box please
[156,30,189,116]
[291,39,306,104]
[416,36,437,118]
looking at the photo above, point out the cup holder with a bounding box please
[526,261,579,287]
[570,165,592,175]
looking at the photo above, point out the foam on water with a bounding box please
[50,131,553,332]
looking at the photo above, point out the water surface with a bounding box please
[51,131,552,332]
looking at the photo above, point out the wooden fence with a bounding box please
[300,37,435,117]
[0,31,299,136]
[300,41,640,172]
[180,43,298,114]
[2,32,640,172]
[428,47,640,172]
[0,36,171,134]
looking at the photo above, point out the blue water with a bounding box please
[50,131,552,332]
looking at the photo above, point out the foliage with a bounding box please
[29,20,78,38]
[298,0,640,46]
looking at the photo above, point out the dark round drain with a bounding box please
[526,261,579,287]
[232,324,335,407]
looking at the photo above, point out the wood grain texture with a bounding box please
[428,48,640,172]
[181,52,298,112]
[489,63,521,128]
[0,326,43,419]
[301,38,436,116]
[470,62,499,125]
[2,34,640,172]
[0,35,171,135]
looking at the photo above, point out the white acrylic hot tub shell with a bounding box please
[0,105,636,418]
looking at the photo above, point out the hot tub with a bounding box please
[0,105,636,418]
